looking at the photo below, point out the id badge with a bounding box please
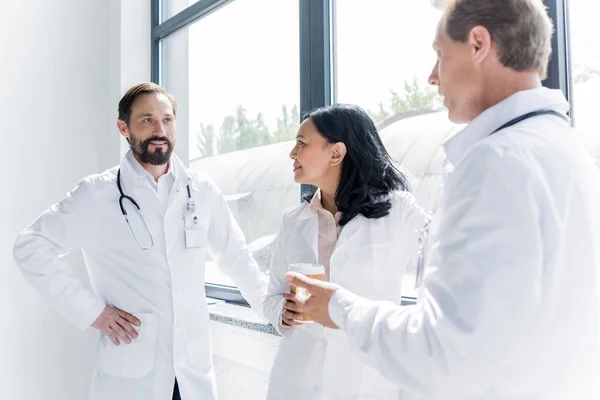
[185,229,204,248]
[414,217,432,290]
[415,245,425,289]
[183,212,204,249]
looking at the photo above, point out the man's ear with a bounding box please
[469,25,493,65]
[330,142,347,167]
[117,120,129,142]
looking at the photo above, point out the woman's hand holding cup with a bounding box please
[281,292,304,327]
[285,263,326,324]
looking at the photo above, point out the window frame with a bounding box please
[151,0,573,306]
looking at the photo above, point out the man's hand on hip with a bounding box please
[91,306,141,345]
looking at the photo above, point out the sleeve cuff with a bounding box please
[277,321,295,337]
[72,297,106,332]
[235,272,269,321]
[275,298,295,337]
[263,295,295,337]
[328,288,361,331]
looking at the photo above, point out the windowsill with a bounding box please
[208,298,280,336]
[207,296,416,337]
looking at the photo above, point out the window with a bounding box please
[569,0,600,167]
[155,0,574,303]
[161,0,300,287]
[334,0,459,298]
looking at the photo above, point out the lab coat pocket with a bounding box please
[97,313,158,379]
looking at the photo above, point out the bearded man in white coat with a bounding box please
[286,0,600,399]
[13,82,267,400]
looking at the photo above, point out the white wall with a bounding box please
[117,0,152,157]
[0,1,149,398]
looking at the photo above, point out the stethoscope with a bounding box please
[414,109,570,290]
[117,169,196,250]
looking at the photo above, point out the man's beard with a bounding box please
[129,135,174,165]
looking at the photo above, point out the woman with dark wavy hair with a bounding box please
[263,104,429,400]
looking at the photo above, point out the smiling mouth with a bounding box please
[293,165,302,171]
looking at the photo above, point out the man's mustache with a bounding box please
[142,136,172,148]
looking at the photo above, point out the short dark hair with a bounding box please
[441,0,553,77]
[303,104,410,226]
[118,82,177,124]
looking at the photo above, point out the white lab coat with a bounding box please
[328,88,600,399]
[13,152,267,400]
[263,190,429,399]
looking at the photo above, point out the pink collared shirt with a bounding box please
[308,190,342,281]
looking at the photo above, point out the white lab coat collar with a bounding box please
[295,202,320,262]
[443,87,570,166]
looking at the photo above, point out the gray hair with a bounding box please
[436,0,553,78]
